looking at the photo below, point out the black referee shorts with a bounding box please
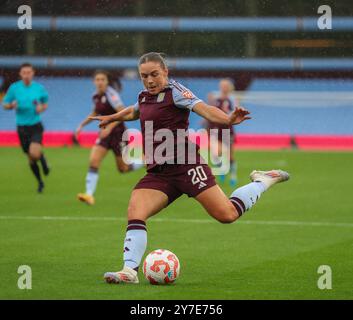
[17,122,44,153]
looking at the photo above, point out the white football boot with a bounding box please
[250,169,290,190]
[104,266,139,284]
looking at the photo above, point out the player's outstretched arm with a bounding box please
[75,110,97,138]
[229,106,252,125]
[193,102,251,125]
[89,105,139,128]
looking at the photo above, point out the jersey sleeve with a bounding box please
[106,87,124,109]
[133,101,139,111]
[171,82,202,111]
[39,85,49,104]
[134,90,146,111]
[2,84,16,104]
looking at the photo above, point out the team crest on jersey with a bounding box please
[111,94,118,102]
[157,92,165,103]
[182,90,193,99]
[101,96,107,103]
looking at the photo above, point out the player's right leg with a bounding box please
[229,143,237,187]
[104,188,168,284]
[30,122,50,176]
[77,145,108,205]
[196,169,290,223]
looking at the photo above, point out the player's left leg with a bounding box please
[209,136,221,165]
[112,136,144,173]
[229,143,237,187]
[33,123,50,176]
[104,169,183,284]
[78,145,108,205]
[104,188,169,284]
[195,169,290,222]
[115,155,144,173]
[210,137,231,184]
[39,153,50,176]
[28,142,45,193]
[219,133,237,186]
[216,140,227,183]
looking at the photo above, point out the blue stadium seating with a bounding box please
[240,78,353,134]
[1,77,353,135]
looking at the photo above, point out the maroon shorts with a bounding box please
[96,124,126,156]
[134,163,217,205]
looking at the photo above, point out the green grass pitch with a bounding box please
[1,147,353,299]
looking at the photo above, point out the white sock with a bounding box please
[123,220,147,270]
[229,182,266,215]
[85,169,99,196]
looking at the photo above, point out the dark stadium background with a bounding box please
[0,0,353,300]
[1,0,353,149]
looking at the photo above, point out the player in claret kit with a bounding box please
[2,63,50,193]
[91,52,290,284]
[76,70,143,205]
[207,78,239,186]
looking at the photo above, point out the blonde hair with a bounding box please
[220,78,235,91]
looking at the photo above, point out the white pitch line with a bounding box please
[0,215,353,228]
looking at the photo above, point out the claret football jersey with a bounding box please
[207,94,236,133]
[93,86,125,131]
[134,79,203,170]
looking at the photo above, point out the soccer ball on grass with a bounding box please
[143,249,180,285]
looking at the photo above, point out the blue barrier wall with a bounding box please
[1,77,353,135]
[2,56,353,71]
[0,77,219,132]
[1,16,353,32]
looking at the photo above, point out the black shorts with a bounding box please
[17,122,44,153]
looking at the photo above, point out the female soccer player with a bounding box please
[76,70,142,205]
[207,78,239,186]
[2,63,50,193]
[91,52,289,284]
